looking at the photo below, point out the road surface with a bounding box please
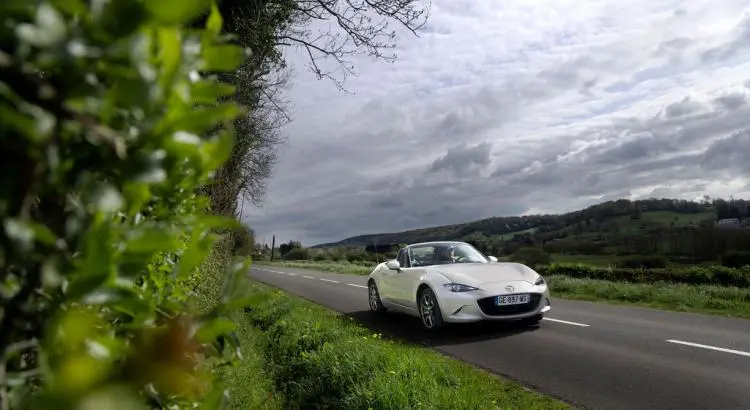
[248,264,750,410]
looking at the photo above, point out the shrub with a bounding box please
[721,250,750,268]
[510,247,552,267]
[1,1,252,407]
[617,255,668,269]
[536,264,750,288]
[282,247,310,261]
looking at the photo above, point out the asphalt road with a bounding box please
[248,264,750,410]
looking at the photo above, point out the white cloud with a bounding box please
[244,0,750,246]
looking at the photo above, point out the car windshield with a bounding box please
[409,243,488,267]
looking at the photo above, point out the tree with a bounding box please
[276,0,431,88]
[279,239,303,255]
[198,0,431,221]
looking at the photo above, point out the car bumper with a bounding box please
[436,280,551,323]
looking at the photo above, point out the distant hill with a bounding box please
[312,197,750,249]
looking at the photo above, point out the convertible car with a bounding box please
[366,241,551,330]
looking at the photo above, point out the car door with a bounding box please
[378,248,409,304]
[391,247,423,310]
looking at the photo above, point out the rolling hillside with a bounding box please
[312,197,740,250]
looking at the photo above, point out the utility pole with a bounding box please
[271,235,276,262]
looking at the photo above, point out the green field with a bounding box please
[256,260,750,319]
[232,278,570,409]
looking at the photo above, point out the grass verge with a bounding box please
[256,260,750,319]
[194,245,282,409]
[547,275,750,319]
[238,278,570,410]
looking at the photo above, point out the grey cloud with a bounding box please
[485,88,750,201]
[700,129,750,174]
[663,96,703,118]
[653,37,693,64]
[429,141,493,177]
[714,92,747,111]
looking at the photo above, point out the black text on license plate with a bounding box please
[495,294,529,306]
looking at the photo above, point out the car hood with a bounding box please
[432,262,538,286]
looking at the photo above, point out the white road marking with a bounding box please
[320,278,339,284]
[347,283,367,289]
[286,273,297,276]
[542,317,590,327]
[302,275,314,279]
[666,339,750,358]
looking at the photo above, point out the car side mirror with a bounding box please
[385,260,401,270]
[488,256,498,263]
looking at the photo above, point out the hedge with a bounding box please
[536,264,750,288]
[1,1,252,408]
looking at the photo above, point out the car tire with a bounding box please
[417,286,444,331]
[368,280,387,314]
[521,313,543,326]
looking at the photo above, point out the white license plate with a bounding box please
[495,294,529,306]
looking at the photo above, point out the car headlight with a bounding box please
[443,283,479,292]
[534,275,546,286]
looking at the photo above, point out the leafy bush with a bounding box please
[1,1,253,407]
[282,247,310,261]
[720,250,750,269]
[617,255,667,269]
[509,247,552,267]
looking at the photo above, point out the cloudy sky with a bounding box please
[243,0,750,247]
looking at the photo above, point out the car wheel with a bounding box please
[368,280,387,314]
[418,287,444,330]
[521,313,543,326]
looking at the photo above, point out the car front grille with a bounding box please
[477,293,542,316]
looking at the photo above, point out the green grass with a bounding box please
[257,260,750,319]
[258,259,375,275]
[548,275,750,319]
[237,278,570,410]
[194,246,282,409]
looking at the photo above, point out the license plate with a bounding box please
[495,294,529,306]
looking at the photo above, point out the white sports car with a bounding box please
[366,241,551,330]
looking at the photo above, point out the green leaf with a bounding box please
[76,213,113,280]
[157,27,182,91]
[201,44,245,72]
[174,229,214,279]
[4,218,57,250]
[202,127,236,172]
[157,103,243,135]
[50,0,88,16]
[201,388,230,410]
[145,0,211,25]
[192,80,236,103]
[195,318,236,343]
[108,78,151,108]
[220,257,250,302]
[205,1,223,36]
[91,0,146,37]
[124,225,181,254]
